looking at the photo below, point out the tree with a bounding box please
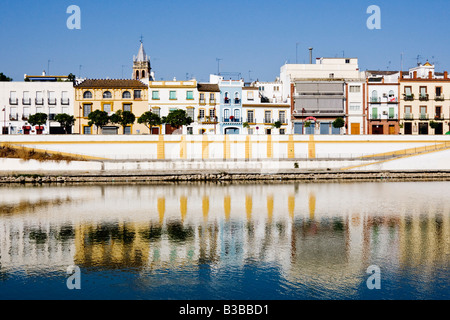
[54,113,76,134]
[332,117,345,129]
[137,111,161,134]
[0,72,12,81]
[162,109,193,130]
[429,121,439,129]
[87,110,110,134]
[28,113,48,134]
[110,110,136,134]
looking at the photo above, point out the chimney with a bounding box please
[309,47,313,64]
[429,71,433,79]
[413,71,417,79]
[445,71,448,79]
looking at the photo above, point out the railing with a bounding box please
[198,116,218,124]
[404,113,414,120]
[388,114,398,120]
[403,94,414,101]
[246,118,256,124]
[435,95,445,101]
[264,118,274,124]
[370,97,380,103]
[61,98,70,105]
[419,113,429,120]
[22,98,31,105]
[209,99,216,104]
[9,98,18,105]
[419,94,429,101]
[35,98,44,105]
[371,114,381,120]
[222,117,242,123]
[234,98,241,104]
[48,98,57,105]
[22,115,29,121]
[434,114,444,120]
[224,99,231,104]
[9,113,18,121]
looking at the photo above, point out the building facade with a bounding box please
[366,71,400,135]
[74,79,148,135]
[0,75,74,135]
[399,63,450,135]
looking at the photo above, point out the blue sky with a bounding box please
[1,0,449,82]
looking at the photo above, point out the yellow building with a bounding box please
[74,79,149,135]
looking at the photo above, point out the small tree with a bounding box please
[54,113,75,134]
[138,111,161,134]
[429,121,439,130]
[162,109,193,131]
[28,113,48,134]
[110,110,136,134]
[88,110,110,134]
[332,117,345,129]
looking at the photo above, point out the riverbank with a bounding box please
[2,170,450,184]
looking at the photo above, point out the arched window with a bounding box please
[388,90,395,97]
[371,90,378,102]
[122,91,131,99]
[136,71,140,80]
[103,91,112,99]
[142,70,146,79]
[224,92,230,104]
[83,91,92,99]
[234,92,240,99]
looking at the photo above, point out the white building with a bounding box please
[0,74,75,135]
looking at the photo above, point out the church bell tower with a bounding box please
[133,38,152,81]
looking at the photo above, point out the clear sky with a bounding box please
[1,0,450,82]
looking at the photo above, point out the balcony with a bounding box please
[264,118,274,124]
[370,97,380,103]
[371,114,381,120]
[199,99,206,105]
[9,98,18,105]
[22,98,31,105]
[198,116,218,124]
[224,98,231,105]
[35,98,44,105]
[48,98,57,105]
[222,117,242,123]
[419,113,429,120]
[209,99,216,105]
[434,114,444,120]
[61,98,70,105]
[435,95,445,101]
[22,115,29,121]
[9,113,19,121]
[404,113,414,120]
[234,98,241,104]
[246,118,256,124]
[419,94,429,101]
[388,113,398,120]
[403,94,414,101]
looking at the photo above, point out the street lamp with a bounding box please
[302,108,306,135]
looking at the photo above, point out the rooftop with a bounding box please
[75,79,148,89]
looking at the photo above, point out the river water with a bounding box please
[0,181,448,300]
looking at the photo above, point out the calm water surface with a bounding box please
[0,181,448,300]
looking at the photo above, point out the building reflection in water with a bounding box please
[0,182,449,295]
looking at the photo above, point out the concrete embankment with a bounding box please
[2,170,450,184]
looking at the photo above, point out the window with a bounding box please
[248,128,254,135]
[233,109,240,120]
[103,91,112,99]
[83,104,92,117]
[124,126,132,135]
[134,90,142,99]
[123,91,131,99]
[329,73,334,79]
[187,108,194,119]
[199,93,205,103]
[48,91,56,105]
[152,108,160,117]
[224,92,230,103]
[371,90,378,102]
[405,106,411,114]
[187,127,193,135]
[169,91,177,100]
[49,107,56,120]
[152,91,159,100]
[62,106,69,114]
[83,126,91,135]
[224,109,230,119]
[199,109,205,119]
[420,106,427,114]
[349,86,360,93]
[36,91,44,104]
[123,104,132,112]
[436,87,442,96]
[247,110,254,123]
[405,87,412,95]
[83,91,92,99]
[186,91,194,100]
[247,91,254,100]
[345,59,350,64]
[23,91,31,105]
[210,93,215,102]
[265,111,271,123]
[103,103,112,114]
[23,107,30,120]
[279,111,286,123]
[61,91,69,105]
[209,109,215,119]
[10,107,18,120]
[349,105,360,111]
[279,129,285,135]
[9,91,17,104]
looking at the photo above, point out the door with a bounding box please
[372,125,384,135]
[350,123,360,135]
[305,122,315,135]
[389,125,396,135]
[404,122,412,135]
[320,122,330,135]
[294,123,303,134]
[225,127,239,135]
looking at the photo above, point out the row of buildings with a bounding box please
[1,43,450,136]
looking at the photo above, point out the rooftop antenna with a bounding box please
[122,65,126,79]
[248,70,252,82]
[47,60,52,75]
[296,42,300,64]
[79,65,83,78]
[216,58,223,75]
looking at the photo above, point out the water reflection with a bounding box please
[0,182,449,299]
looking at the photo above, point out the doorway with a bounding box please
[372,125,384,135]
[404,122,412,135]
[350,123,360,135]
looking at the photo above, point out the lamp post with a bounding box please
[2,106,6,134]
[302,108,306,135]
